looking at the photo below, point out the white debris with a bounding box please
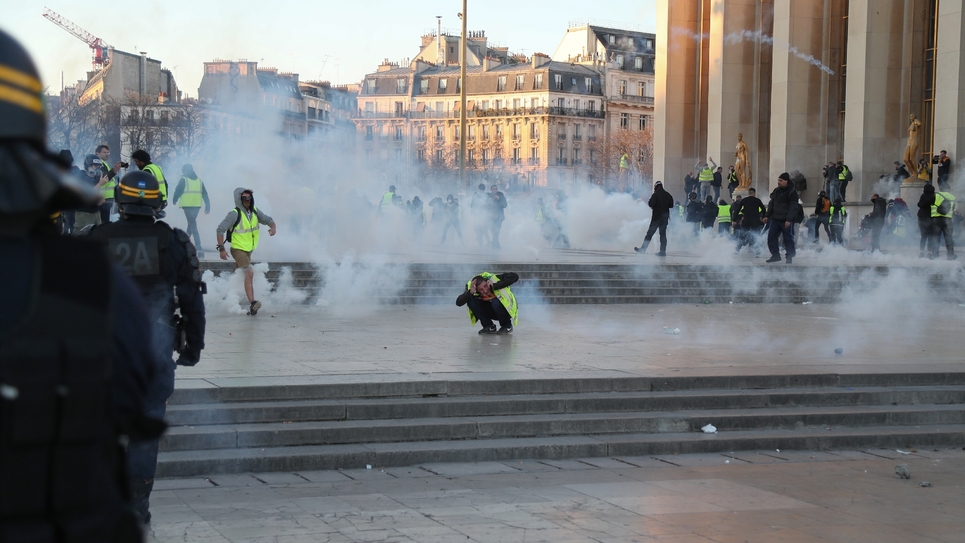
[896,450,911,455]
[366,464,372,470]
[701,424,717,434]
[802,301,812,305]
[895,464,911,479]
[663,327,681,335]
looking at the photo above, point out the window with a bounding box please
[587,100,596,112]
[638,82,645,97]
[365,126,373,141]
[635,57,643,70]
[420,79,428,93]
[417,149,426,161]
[557,122,566,139]
[574,124,581,139]
[620,80,627,95]
[638,115,647,130]
[494,99,503,110]
[588,124,597,140]
[554,74,562,90]
[435,125,444,139]
[467,148,475,165]
[395,125,403,140]
[512,147,521,164]
[530,123,539,139]
[589,148,596,164]
[557,97,565,108]
[439,78,447,91]
[436,149,443,162]
[482,124,490,139]
[481,100,490,110]
[534,74,543,89]
[615,54,624,66]
[394,102,403,116]
[608,34,615,44]
[482,148,490,165]
[530,147,539,165]
[515,75,525,90]
[397,78,406,93]
[468,125,475,140]
[366,79,375,93]
[531,97,540,109]
[497,76,506,91]
[573,148,581,164]
[558,147,565,165]
[620,113,629,129]
[495,124,502,138]
[418,125,426,141]
[453,126,460,141]
[435,101,444,113]
[513,98,521,109]
[512,123,521,139]
[456,77,461,91]
[585,77,593,93]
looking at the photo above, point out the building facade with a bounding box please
[655,0,963,202]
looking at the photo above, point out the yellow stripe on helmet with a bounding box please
[0,65,43,93]
[118,185,160,198]
[0,83,43,114]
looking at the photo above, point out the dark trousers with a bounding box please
[442,219,463,244]
[467,296,512,329]
[182,206,202,249]
[712,185,720,201]
[919,217,932,252]
[813,214,830,241]
[63,209,75,234]
[639,213,669,253]
[767,219,796,257]
[99,200,113,224]
[870,220,884,251]
[928,217,955,256]
[736,221,762,252]
[830,224,845,244]
[491,219,504,249]
[717,222,731,237]
[128,353,175,522]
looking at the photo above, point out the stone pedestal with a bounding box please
[732,189,752,200]
[900,180,926,204]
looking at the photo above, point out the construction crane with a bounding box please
[42,7,110,69]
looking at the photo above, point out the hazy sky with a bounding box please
[7,1,656,98]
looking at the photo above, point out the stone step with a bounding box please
[155,423,965,477]
[159,403,965,452]
[167,373,965,405]
[165,386,965,426]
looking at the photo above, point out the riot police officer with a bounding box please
[0,29,160,542]
[90,170,206,524]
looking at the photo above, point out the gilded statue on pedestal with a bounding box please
[903,114,921,182]
[735,133,752,189]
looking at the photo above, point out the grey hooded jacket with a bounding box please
[216,187,275,237]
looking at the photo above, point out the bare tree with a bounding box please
[46,91,104,159]
[588,125,654,189]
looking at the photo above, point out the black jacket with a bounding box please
[648,187,674,217]
[869,197,887,222]
[918,192,935,219]
[702,202,718,226]
[766,185,801,221]
[711,171,722,188]
[685,200,703,222]
[456,272,519,306]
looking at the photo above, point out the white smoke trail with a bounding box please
[672,27,835,75]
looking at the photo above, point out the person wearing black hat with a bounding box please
[634,180,674,256]
[131,149,168,207]
[764,172,801,263]
[867,193,888,252]
[0,29,161,539]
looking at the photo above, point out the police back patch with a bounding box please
[107,237,161,276]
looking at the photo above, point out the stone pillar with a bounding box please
[654,0,704,198]
[769,0,832,196]
[706,0,763,201]
[841,0,909,202]
[934,0,965,178]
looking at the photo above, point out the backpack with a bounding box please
[793,203,805,224]
[844,167,853,182]
[820,197,830,213]
[225,207,242,243]
[937,196,952,216]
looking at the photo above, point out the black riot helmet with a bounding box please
[0,29,98,218]
[114,170,162,218]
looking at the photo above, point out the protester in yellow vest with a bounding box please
[455,272,519,335]
[694,156,717,201]
[215,188,278,315]
[929,189,957,260]
[94,144,122,224]
[716,199,732,237]
[131,149,168,207]
[171,164,211,252]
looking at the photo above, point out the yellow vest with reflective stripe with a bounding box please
[698,167,713,182]
[465,272,518,327]
[717,204,731,223]
[143,163,168,201]
[932,192,955,218]
[829,205,847,224]
[619,154,629,169]
[230,208,260,252]
[838,166,849,181]
[100,163,116,199]
[179,177,203,208]
[380,192,395,210]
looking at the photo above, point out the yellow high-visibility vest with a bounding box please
[143,163,168,202]
[230,209,260,252]
[465,272,518,327]
[179,177,203,208]
[932,192,956,218]
[717,204,731,223]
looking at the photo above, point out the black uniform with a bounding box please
[1,235,160,542]
[90,216,206,524]
[635,185,674,255]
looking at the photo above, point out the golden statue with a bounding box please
[903,114,921,182]
[735,132,752,189]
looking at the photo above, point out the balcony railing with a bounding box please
[528,158,540,165]
[357,111,406,118]
[613,94,655,105]
[573,134,582,141]
[558,133,567,140]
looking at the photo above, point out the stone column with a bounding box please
[769,0,831,196]
[706,0,762,200]
[654,0,704,198]
[934,0,965,177]
[841,0,909,202]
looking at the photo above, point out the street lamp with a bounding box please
[458,1,467,189]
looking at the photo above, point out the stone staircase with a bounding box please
[157,373,965,477]
[200,261,965,305]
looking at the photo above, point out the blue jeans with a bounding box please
[467,296,512,329]
[767,219,796,257]
[699,182,713,201]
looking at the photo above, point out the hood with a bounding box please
[234,187,254,209]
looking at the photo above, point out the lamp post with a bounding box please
[459,0,468,189]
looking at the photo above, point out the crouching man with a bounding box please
[456,272,519,335]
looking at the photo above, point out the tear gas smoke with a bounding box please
[671,27,835,75]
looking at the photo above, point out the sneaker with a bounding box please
[765,255,782,263]
[949,254,958,261]
[248,300,262,316]
[496,326,514,335]
[633,246,645,254]
[478,325,497,335]
[786,256,793,264]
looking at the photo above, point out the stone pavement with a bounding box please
[179,303,965,389]
[147,447,965,543]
